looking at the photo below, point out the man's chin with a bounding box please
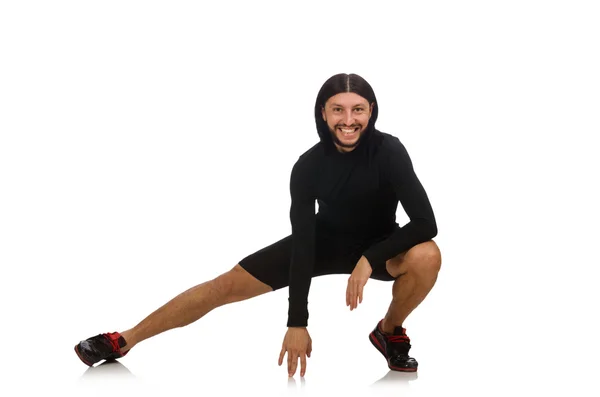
[334,135,361,149]
[339,141,358,148]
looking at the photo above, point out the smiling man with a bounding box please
[74,73,441,379]
[325,92,373,150]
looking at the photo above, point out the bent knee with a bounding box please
[406,240,442,275]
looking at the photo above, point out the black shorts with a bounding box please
[238,230,398,291]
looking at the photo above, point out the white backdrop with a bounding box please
[1,1,599,396]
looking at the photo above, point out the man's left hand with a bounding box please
[346,255,372,310]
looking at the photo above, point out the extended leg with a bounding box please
[75,264,273,366]
[120,264,272,351]
[381,241,442,333]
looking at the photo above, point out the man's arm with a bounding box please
[287,159,316,327]
[363,138,437,265]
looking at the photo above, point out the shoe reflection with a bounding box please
[80,359,135,380]
[371,370,418,387]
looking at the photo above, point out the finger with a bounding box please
[351,282,357,310]
[345,286,349,306]
[300,354,307,377]
[347,281,353,309]
[307,339,312,357]
[288,352,298,376]
[279,347,285,366]
[358,284,364,304]
[346,279,351,306]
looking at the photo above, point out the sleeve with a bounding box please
[362,138,437,266]
[287,158,317,327]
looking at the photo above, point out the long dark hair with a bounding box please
[314,73,379,152]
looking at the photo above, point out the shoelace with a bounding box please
[386,333,412,358]
[387,335,410,343]
[104,333,122,353]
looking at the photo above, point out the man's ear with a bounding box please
[321,106,326,121]
[369,102,375,119]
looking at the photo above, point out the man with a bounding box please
[74,73,442,378]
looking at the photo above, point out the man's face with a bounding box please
[321,92,374,152]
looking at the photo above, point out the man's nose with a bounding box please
[343,110,355,126]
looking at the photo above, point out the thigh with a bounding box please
[312,235,396,281]
[238,235,293,291]
[238,233,362,291]
[354,234,401,282]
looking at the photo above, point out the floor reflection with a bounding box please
[79,359,135,380]
[287,375,307,389]
[371,370,418,387]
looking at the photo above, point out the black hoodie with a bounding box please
[286,109,437,327]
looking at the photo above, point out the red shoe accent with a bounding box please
[103,332,128,356]
[371,319,417,372]
[370,332,385,353]
[389,364,418,372]
[388,335,410,343]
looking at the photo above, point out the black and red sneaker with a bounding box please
[74,332,129,367]
[369,319,418,372]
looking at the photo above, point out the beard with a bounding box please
[329,123,365,150]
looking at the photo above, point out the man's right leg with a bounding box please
[120,264,272,352]
[74,264,272,366]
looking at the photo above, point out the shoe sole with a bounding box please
[369,331,418,372]
[74,345,93,367]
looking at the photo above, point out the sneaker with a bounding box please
[74,332,129,367]
[369,319,418,372]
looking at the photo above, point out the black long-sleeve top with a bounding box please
[287,130,437,327]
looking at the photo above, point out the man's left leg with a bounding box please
[382,240,442,333]
[369,240,441,371]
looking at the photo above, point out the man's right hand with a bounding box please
[278,327,312,377]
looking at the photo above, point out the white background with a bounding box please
[1,1,599,396]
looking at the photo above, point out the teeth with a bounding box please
[340,128,356,134]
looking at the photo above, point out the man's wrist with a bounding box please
[361,254,373,267]
[288,326,307,331]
